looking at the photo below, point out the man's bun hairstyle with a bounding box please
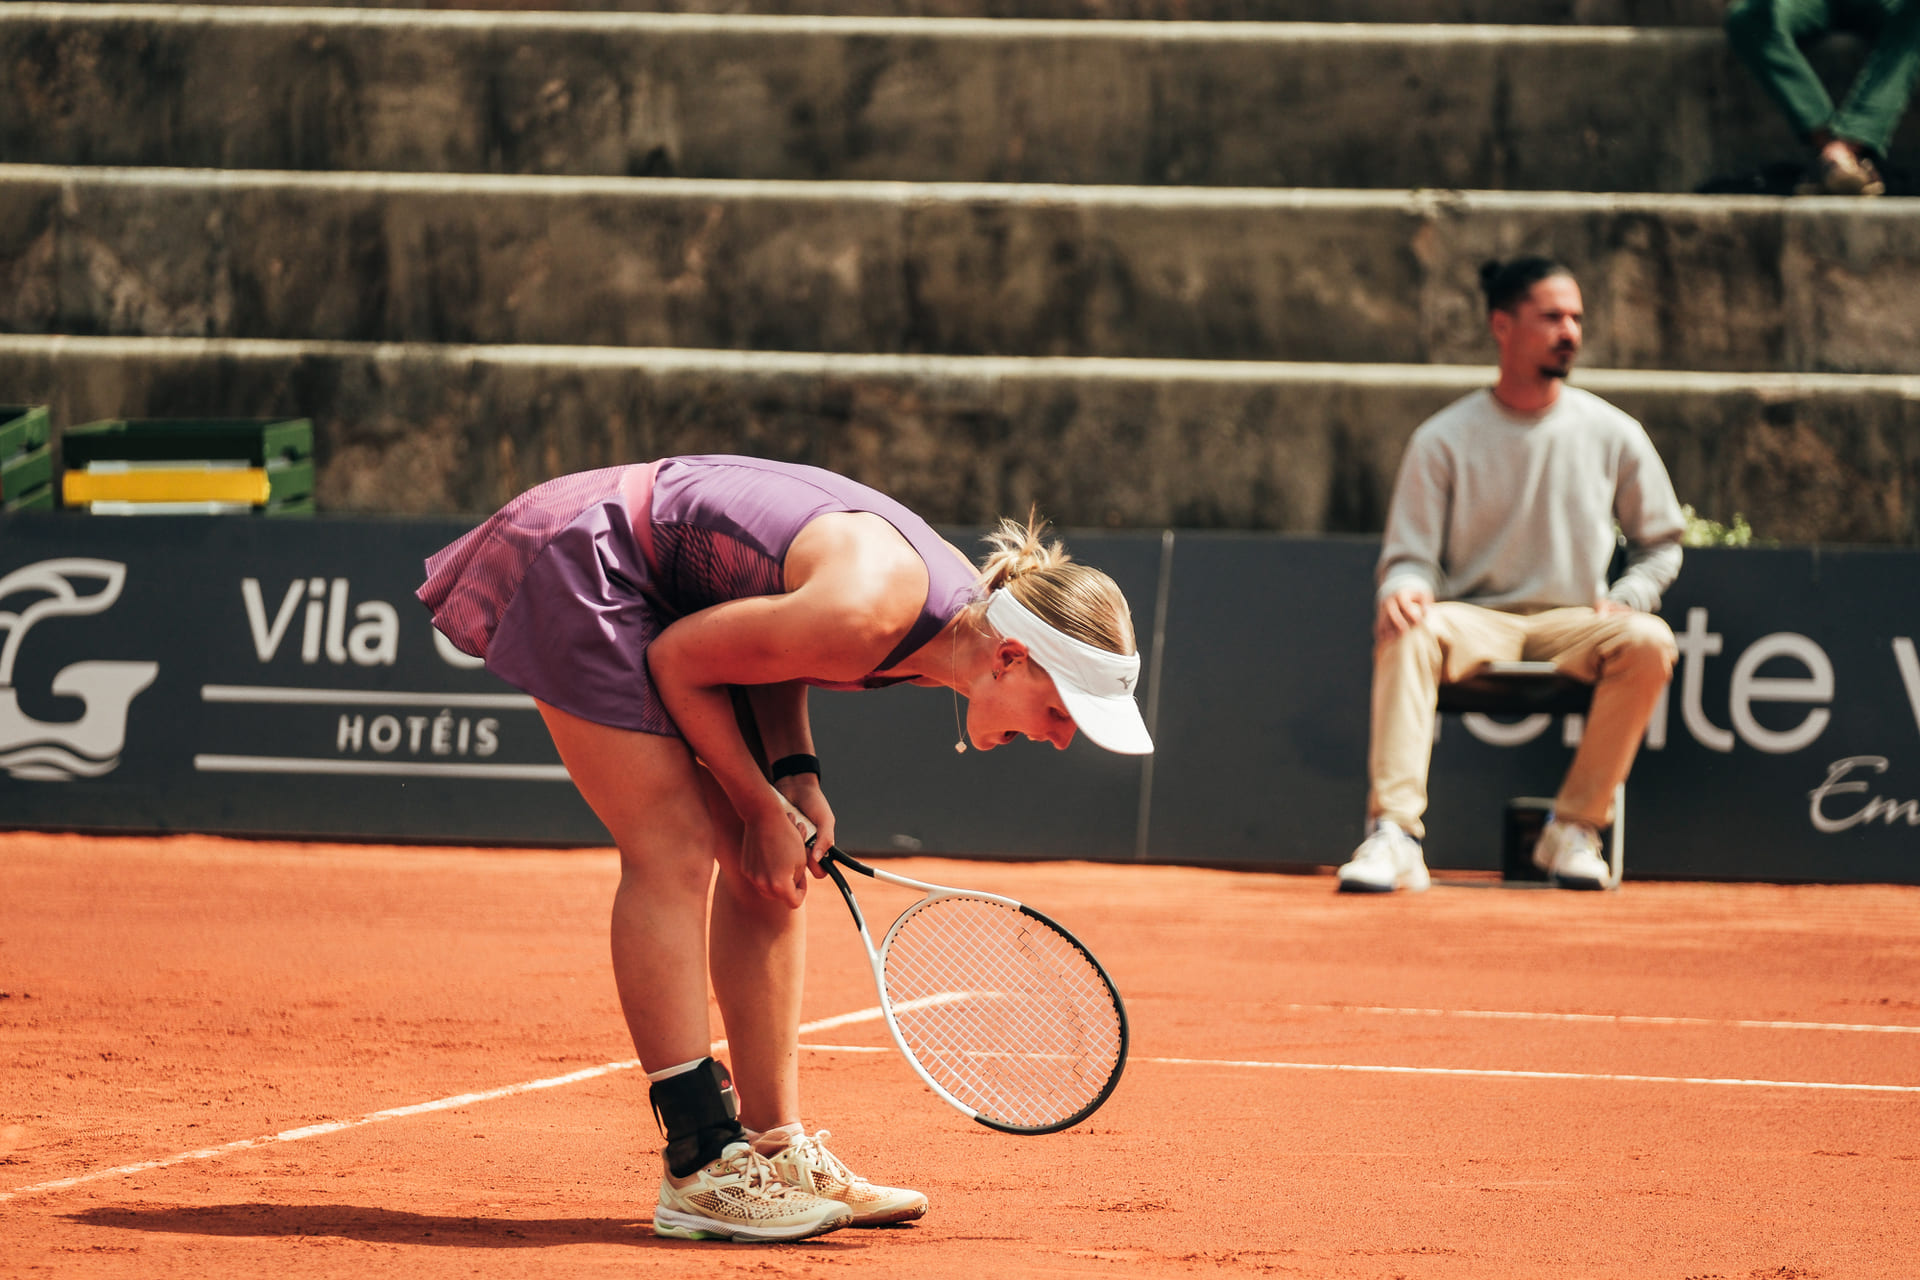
[1479,256,1574,314]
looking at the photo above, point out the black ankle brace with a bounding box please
[649,1058,744,1178]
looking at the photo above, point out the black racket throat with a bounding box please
[819,846,869,923]
[821,845,874,877]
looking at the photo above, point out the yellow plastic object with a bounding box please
[64,466,272,506]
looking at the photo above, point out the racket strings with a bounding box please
[893,943,1101,1124]
[881,895,1123,1129]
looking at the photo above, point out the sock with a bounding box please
[750,1121,805,1155]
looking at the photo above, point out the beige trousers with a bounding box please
[1369,603,1678,838]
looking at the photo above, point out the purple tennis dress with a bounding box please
[417,455,981,736]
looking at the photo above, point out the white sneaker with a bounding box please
[762,1129,928,1227]
[1533,819,1610,891]
[653,1141,854,1242]
[1336,820,1430,893]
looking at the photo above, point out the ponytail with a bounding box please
[975,509,1071,592]
[973,509,1135,657]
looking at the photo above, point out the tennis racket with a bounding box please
[816,845,1128,1135]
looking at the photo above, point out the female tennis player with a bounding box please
[417,455,1152,1243]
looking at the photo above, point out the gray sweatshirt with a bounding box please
[1376,386,1685,614]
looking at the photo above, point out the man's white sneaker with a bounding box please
[653,1141,854,1242]
[1336,820,1430,893]
[1533,819,1610,890]
[761,1129,928,1226]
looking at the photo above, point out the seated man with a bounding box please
[1726,0,1920,196]
[1338,257,1685,894]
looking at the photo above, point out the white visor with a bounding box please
[984,588,1153,755]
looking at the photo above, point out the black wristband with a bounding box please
[769,753,821,783]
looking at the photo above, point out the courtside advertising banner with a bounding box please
[1148,536,1920,885]
[0,515,1916,883]
[0,515,1154,852]
[0,515,604,843]
[1583,545,1920,884]
[1419,545,1920,885]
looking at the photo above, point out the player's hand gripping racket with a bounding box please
[816,845,1128,1134]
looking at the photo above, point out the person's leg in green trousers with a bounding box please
[1726,0,1920,193]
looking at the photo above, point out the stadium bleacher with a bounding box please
[0,0,1914,542]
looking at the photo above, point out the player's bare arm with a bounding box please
[745,679,837,863]
[647,513,928,904]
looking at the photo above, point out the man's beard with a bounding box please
[1540,347,1577,378]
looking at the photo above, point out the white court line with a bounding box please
[796,1045,1920,1094]
[1282,1003,1920,1035]
[0,1059,644,1203]
[792,991,974,1033]
[0,998,941,1204]
[14,995,1914,1203]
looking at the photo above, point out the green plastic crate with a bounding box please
[1,444,52,503]
[0,405,49,460]
[268,457,316,505]
[61,417,313,469]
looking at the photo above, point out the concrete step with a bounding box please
[9,6,1905,192]
[73,0,1725,24]
[9,166,1917,375]
[1,334,1912,544]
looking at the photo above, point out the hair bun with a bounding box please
[971,516,1138,661]
[977,509,1070,592]
[1480,255,1572,313]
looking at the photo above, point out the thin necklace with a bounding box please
[950,623,967,754]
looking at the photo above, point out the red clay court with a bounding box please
[2,830,1916,1278]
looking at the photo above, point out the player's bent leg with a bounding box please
[702,764,810,1136]
[534,702,840,1234]
[754,1126,929,1226]
[536,702,721,1070]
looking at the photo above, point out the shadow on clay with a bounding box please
[67,1203,878,1248]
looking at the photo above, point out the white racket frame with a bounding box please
[819,846,1128,1135]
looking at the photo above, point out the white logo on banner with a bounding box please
[191,575,566,782]
[1808,756,1920,832]
[0,559,159,781]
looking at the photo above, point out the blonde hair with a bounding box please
[974,511,1137,656]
